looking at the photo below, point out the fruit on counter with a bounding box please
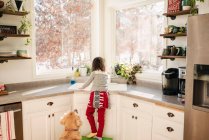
[74,68,80,77]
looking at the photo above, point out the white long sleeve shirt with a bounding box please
[81,70,109,91]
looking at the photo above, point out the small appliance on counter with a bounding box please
[162,68,179,95]
[178,67,186,98]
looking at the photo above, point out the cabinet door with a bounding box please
[152,133,172,140]
[24,111,51,140]
[137,116,152,140]
[102,106,117,140]
[73,93,91,136]
[51,106,71,140]
[73,104,91,136]
[120,109,137,140]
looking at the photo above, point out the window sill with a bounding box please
[135,71,162,83]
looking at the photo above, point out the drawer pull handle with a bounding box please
[47,102,54,106]
[166,127,174,132]
[133,103,138,108]
[167,112,175,117]
[48,115,50,118]
[52,113,54,117]
[132,115,134,119]
[135,116,138,120]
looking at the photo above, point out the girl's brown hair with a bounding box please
[92,57,105,72]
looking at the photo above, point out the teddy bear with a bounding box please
[60,110,82,140]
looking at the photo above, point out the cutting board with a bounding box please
[0,91,8,96]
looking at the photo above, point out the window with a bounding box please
[116,1,164,73]
[35,0,92,75]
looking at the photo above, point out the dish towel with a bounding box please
[0,111,16,140]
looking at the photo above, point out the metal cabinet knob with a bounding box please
[48,115,50,118]
[132,115,134,119]
[167,127,174,132]
[47,102,54,106]
[52,113,54,117]
[133,103,138,108]
[167,112,175,117]
[135,116,138,120]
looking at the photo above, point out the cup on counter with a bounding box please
[70,79,76,85]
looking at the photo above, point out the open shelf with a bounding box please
[158,55,186,60]
[163,10,191,20]
[0,10,29,17]
[0,56,32,63]
[0,33,30,41]
[160,33,187,40]
[0,33,30,37]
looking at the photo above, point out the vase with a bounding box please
[79,67,87,77]
[15,0,23,11]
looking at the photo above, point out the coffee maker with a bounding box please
[178,67,186,98]
[162,68,179,95]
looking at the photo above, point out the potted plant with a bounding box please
[190,0,205,15]
[114,64,142,85]
[182,0,191,10]
[18,16,31,34]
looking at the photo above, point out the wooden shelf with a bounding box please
[0,56,32,63]
[0,33,30,37]
[0,10,29,17]
[0,33,30,41]
[160,33,187,40]
[163,10,191,20]
[158,55,186,60]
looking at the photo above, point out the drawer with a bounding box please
[152,133,172,140]
[154,105,184,123]
[120,96,154,114]
[153,117,184,140]
[23,95,72,113]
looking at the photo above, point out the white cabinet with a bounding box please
[120,109,137,140]
[73,92,118,139]
[119,96,153,140]
[22,91,185,140]
[51,106,71,140]
[73,93,91,135]
[24,110,51,140]
[23,95,72,140]
[152,105,184,140]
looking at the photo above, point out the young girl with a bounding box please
[80,57,109,140]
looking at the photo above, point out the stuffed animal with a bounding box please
[60,110,82,140]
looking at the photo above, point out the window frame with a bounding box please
[30,0,101,80]
[111,0,167,83]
